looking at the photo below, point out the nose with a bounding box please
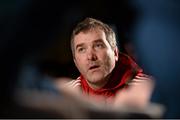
[87,48,97,61]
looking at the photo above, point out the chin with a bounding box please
[87,73,105,84]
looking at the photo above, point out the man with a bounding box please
[64,17,154,108]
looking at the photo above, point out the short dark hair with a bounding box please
[71,17,117,56]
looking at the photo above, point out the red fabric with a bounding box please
[79,53,143,100]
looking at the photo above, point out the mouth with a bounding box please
[89,65,100,70]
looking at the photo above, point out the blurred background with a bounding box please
[1,0,180,118]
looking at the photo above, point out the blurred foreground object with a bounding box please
[14,86,165,119]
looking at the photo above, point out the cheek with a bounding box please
[101,52,116,71]
[104,56,115,69]
[75,56,87,71]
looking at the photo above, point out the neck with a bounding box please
[86,74,111,90]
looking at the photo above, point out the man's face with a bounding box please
[73,28,118,89]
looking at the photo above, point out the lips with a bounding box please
[89,65,100,70]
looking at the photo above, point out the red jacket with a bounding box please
[79,53,142,101]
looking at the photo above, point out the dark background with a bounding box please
[1,0,180,118]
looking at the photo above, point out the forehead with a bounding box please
[74,29,107,46]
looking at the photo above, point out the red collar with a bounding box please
[79,53,142,98]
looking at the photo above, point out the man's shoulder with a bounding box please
[119,52,134,63]
[118,52,142,72]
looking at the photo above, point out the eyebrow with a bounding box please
[75,39,104,50]
[75,43,85,50]
[93,39,104,44]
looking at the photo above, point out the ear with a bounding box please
[114,47,119,61]
[73,57,78,67]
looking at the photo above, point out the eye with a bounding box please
[77,47,86,53]
[95,43,104,48]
